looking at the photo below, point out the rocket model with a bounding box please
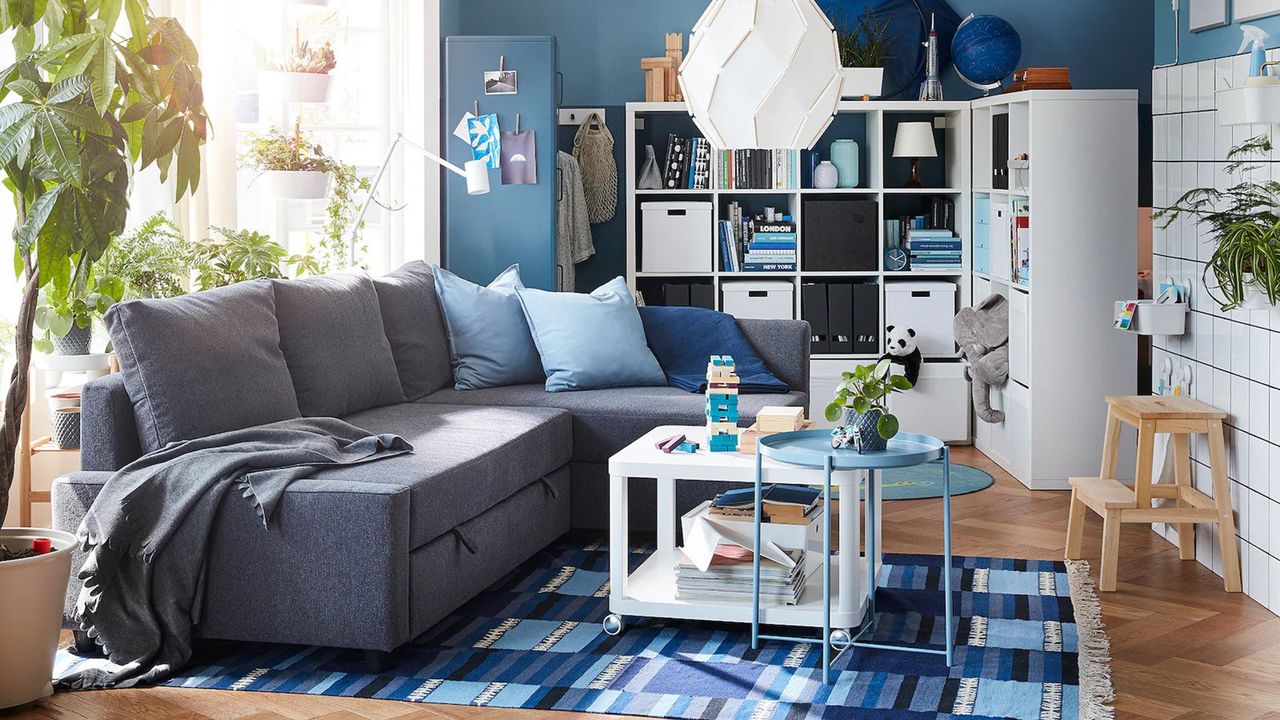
[919,13,944,101]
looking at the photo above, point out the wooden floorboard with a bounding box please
[2,446,1277,719]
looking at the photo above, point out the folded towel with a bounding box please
[638,306,789,394]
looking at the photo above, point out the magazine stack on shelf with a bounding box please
[718,202,797,272]
[674,546,808,604]
[906,229,962,270]
[708,485,820,524]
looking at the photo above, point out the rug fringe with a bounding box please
[1066,560,1115,720]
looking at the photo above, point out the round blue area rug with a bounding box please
[877,462,994,500]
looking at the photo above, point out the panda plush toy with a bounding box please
[881,325,922,386]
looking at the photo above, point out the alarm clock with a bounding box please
[884,247,909,271]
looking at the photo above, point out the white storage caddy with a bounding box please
[641,201,713,273]
[885,281,958,356]
[722,280,795,320]
[1113,301,1187,336]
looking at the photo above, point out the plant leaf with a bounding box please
[14,186,60,254]
[851,397,870,415]
[46,75,89,103]
[0,112,36,164]
[87,35,116,112]
[7,78,41,100]
[50,103,109,135]
[889,375,913,390]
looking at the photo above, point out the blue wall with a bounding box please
[1154,0,1280,64]
[448,0,1153,103]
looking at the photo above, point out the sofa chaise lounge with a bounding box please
[51,261,810,668]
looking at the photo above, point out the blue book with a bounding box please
[909,240,963,251]
[907,229,955,238]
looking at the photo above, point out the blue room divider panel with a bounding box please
[444,36,558,290]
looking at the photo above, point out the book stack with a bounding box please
[663,134,712,190]
[705,355,740,452]
[907,229,962,270]
[743,219,796,272]
[738,406,808,454]
[1013,199,1031,284]
[674,546,808,604]
[717,149,799,189]
[708,484,821,525]
[1008,67,1071,92]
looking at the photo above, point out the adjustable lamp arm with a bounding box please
[346,132,490,260]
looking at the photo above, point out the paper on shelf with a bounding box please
[680,509,796,573]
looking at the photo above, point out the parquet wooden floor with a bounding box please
[3,447,1278,720]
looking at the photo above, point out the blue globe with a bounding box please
[952,15,1021,88]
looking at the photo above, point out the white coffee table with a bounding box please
[604,425,881,636]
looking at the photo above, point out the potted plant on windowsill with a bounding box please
[34,272,123,356]
[0,4,209,709]
[1154,135,1280,312]
[244,125,336,199]
[834,7,893,99]
[259,34,337,103]
[824,358,912,452]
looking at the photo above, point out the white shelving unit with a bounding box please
[625,101,974,442]
[969,90,1138,489]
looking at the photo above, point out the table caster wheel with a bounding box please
[829,629,852,649]
[602,614,625,636]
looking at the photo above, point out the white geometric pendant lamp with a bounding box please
[680,0,844,150]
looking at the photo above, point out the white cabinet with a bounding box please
[808,360,846,428]
[887,363,970,442]
[1004,381,1032,478]
[1008,287,1030,386]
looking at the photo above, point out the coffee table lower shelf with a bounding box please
[609,548,870,630]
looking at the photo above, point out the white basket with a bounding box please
[1115,301,1187,336]
[258,71,334,104]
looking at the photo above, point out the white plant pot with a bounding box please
[1241,273,1272,310]
[258,70,333,104]
[262,170,331,200]
[840,67,884,99]
[0,528,76,709]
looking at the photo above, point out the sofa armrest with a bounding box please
[81,373,143,472]
[737,318,810,395]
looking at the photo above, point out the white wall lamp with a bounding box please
[678,0,844,150]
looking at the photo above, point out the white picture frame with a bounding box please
[1236,0,1280,22]
[483,70,518,95]
[1190,0,1229,30]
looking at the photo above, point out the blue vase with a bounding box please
[830,140,859,189]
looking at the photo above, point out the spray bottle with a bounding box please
[1239,24,1269,78]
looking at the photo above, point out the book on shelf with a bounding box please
[718,148,799,189]
[662,134,712,190]
[907,238,962,252]
[710,485,821,524]
[675,546,808,604]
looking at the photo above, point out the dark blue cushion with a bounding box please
[638,306,790,394]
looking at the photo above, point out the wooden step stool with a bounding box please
[1064,395,1241,593]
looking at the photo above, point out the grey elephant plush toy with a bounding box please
[953,293,1010,423]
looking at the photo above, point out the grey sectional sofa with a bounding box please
[51,261,809,669]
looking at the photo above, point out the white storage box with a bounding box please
[885,281,957,356]
[641,201,713,273]
[1008,287,1029,385]
[887,362,970,442]
[682,501,823,555]
[722,280,795,320]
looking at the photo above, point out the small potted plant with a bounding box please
[825,358,912,452]
[190,227,321,291]
[33,272,124,356]
[98,213,192,300]
[259,32,337,103]
[1154,135,1280,311]
[243,125,336,200]
[834,7,893,99]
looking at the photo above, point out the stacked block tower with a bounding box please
[706,355,740,452]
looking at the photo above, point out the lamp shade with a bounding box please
[892,122,938,158]
[679,0,843,150]
[463,159,491,195]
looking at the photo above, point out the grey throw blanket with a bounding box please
[57,417,412,690]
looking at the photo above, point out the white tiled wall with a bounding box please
[1153,52,1280,617]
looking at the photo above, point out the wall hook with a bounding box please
[516,113,521,133]
[473,99,479,117]
[499,55,505,72]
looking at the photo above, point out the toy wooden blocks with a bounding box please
[640,32,684,102]
[706,355,740,452]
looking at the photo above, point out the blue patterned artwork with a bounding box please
[467,113,501,170]
[57,536,1111,719]
[952,14,1022,89]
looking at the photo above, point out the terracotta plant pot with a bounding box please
[0,528,76,709]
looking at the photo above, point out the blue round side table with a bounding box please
[754,430,953,683]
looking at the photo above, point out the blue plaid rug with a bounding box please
[57,535,1113,719]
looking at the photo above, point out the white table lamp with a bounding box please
[892,121,938,188]
[679,0,844,150]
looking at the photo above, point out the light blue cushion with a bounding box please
[432,264,544,390]
[516,277,666,393]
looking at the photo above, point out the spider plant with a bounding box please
[832,7,894,68]
[1153,134,1280,311]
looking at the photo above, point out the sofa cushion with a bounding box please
[105,279,301,453]
[273,272,405,417]
[639,306,790,393]
[372,261,453,401]
[418,385,808,463]
[339,403,572,548]
[432,264,544,390]
[516,277,665,392]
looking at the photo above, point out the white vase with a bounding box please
[0,528,76,709]
[263,170,331,200]
[813,161,839,189]
[840,67,884,99]
[258,71,334,104]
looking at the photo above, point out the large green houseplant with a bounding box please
[0,2,208,706]
[1154,134,1280,311]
